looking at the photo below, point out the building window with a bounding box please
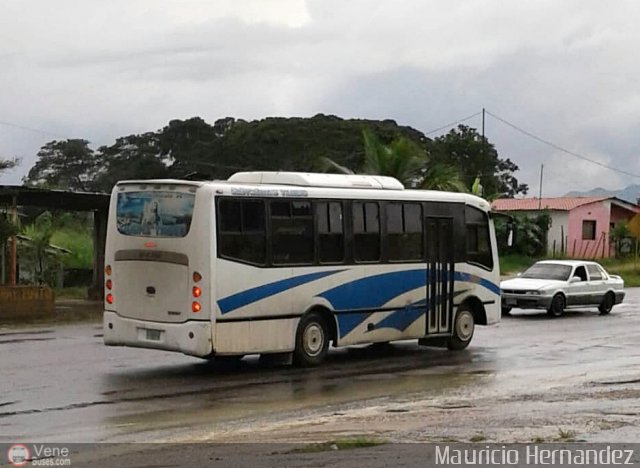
[218,198,266,265]
[270,200,314,265]
[582,220,596,240]
[353,201,380,262]
[316,201,344,263]
[386,203,423,261]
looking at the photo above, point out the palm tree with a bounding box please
[417,163,467,192]
[21,211,56,285]
[322,128,465,191]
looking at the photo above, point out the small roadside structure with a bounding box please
[491,196,640,258]
[0,185,109,299]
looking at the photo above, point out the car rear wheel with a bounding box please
[547,294,565,317]
[598,292,615,315]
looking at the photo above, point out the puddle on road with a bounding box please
[103,363,491,440]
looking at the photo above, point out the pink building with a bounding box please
[491,197,640,258]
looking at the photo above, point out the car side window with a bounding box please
[573,266,588,281]
[587,264,603,281]
[597,265,608,279]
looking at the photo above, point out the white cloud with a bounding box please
[2,0,640,194]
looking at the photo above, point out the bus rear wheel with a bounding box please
[448,306,475,351]
[293,312,330,367]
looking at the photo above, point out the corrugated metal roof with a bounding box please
[491,197,609,211]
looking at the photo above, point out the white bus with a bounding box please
[103,172,501,366]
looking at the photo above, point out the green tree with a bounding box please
[431,125,528,198]
[21,211,56,285]
[0,156,19,173]
[416,163,467,192]
[24,140,97,191]
[0,214,18,248]
[324,128,466,191]
[93,133,171,192]
[361,129,423,184]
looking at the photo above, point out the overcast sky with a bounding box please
[2,0,640,196]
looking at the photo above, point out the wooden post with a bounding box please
[89,208,107,300]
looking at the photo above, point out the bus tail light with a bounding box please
[106,293,114,305]
[105,265,112,276]
[193,271,202,282]
[192,286,201,298]
[106,279,112,290]
[192,301,201,313]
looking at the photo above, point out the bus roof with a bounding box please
[115,172,491,211]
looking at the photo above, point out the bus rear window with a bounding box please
[117,191,195,237]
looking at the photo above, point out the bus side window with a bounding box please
[386,202,423,261]
[270,200,314,265]
[465,206,493,270]
[218,198,266,265]
[353,201,380,262]
[317,201,344,263]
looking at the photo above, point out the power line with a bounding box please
[424,112,482,136]
[485,110,640,179]
[0,120,70,139]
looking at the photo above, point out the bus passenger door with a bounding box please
[426,217,455,335]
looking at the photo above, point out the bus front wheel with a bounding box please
[294,312,329,367]
[448,306,475,351]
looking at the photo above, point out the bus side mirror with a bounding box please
[506,222,515,247]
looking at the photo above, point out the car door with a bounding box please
[586,264,605,305]
[567,265,590,306]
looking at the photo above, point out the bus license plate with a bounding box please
[145,329,162,341]
[506,298,517,306]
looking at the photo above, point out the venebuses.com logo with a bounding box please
[7,444,30,466]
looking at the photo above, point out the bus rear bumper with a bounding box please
[103,311,213,357]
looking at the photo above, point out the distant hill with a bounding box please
[565,184,640,204]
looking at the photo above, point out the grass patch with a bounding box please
[499,254,538,276]
[55,286,88,299]
[50,227,93,269]
[599,258,640,287]
[531,436,545,443]
[469,432,486,442]
[557,428,577,441]
[291,437,387,453]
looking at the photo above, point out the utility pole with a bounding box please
[481,108,485,159]
[538,164,544,210]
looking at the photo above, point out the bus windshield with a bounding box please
[116,191,195,237]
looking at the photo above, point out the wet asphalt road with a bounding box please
[1,289,639,445]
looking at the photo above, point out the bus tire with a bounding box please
[293,312,329,367]
[447,305,475,351]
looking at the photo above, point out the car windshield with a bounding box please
[521,263,572,281]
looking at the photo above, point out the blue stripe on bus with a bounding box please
[454,272,501,295]
[317,269,426,311]
[217,270,344,314]
[217,269,500,320]
[366,290,470,334]
[336,312,373,339]
[372,306,426,333]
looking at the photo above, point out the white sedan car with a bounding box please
[500,260,625,317]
